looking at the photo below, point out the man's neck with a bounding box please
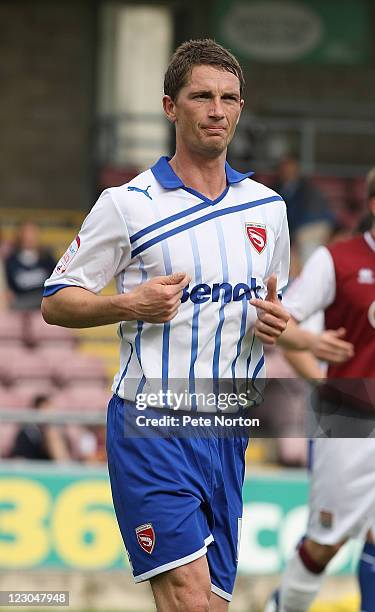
[169,150,227,201]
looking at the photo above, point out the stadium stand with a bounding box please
[28,311,78,346]
[0,311,25,342]
[0,295,111,459]
[255,171,367,227]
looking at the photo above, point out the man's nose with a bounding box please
[208,97,225,118]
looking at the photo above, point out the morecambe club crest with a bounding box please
[245,223,267,254]
[135,523,155,554]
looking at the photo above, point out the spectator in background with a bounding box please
[9,394,71,462]
[0,256,7,312]
[66,424,107,463]
[5,222,56,310]
[82,425,107,463]
[273,154,333,262]
[265,167,375,612]
[0,226,11,311]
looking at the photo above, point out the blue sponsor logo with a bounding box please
[181,279,261,304]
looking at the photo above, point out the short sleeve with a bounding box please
[268,208,290,296]
[44,190,131,295]
[283,246,336,322]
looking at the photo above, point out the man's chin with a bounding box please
[199,139,228,157]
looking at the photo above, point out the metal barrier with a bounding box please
[0,409,105,425]
[97,111,375,177]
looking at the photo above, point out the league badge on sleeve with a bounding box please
[319,510,333,529]
[54,235,81,275]
[135,523,155,554]
[245,223,267,254]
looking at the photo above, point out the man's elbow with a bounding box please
[41,297,59,325]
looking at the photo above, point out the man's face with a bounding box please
[370,197,375,233]
[19,222,40,250]
[163,64,244,158]
[279,158,299,183]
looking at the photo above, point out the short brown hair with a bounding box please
[164,38,245,101]
[367,167,375,199]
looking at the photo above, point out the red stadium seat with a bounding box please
[0,386,30,409]
[0,339,24,349]
[350,177,367,208]
[0,349,20,384]
[34,346,78,372]
[52,354,108,386]
[311,176,348,207]
[253,172,276,188]
[1,350,51,385]
[14,380,58,406]
[100,166,139,189]
[65,379,110,392]
[0,312,25,343]
[0,346,29,381]
[54,386,109,412]
[66,386,109,412]
[52,390,76,411]
[36,346,77,359]
[28,312,77,347]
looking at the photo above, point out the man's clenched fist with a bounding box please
[121,272,191,323]
[250,275,290,345]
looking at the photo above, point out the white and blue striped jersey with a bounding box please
[44,157,289,409]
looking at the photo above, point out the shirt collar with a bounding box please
[151,156,253,189]
[364,231,375,252]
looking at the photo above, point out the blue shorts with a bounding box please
[106,395,248,601]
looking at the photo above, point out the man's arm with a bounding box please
[276,244,354,363]
[43,425,71,462]
[278,317,354,363]
[41,272,190,328]
[282,348,324,379]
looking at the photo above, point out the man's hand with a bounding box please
[122,272,191,323]
[309,327,354,363]
[250,275,290,345]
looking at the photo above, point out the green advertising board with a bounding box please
[214,0,369,64]
[0,464,359,574]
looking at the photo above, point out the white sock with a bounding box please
[280,549,325,611]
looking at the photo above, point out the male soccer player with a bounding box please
[42,39,290,610]
[265,169,375,612]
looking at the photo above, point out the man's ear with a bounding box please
[236,99,245,125]
[163,95,177,123]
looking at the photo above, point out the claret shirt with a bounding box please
[284,232,375,378]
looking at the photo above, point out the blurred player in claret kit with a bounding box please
[264,169,375,612]
[42,38,291,610]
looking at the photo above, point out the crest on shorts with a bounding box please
[245,223,267,254]
[136,523,155,554]
[319,510,333,529]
